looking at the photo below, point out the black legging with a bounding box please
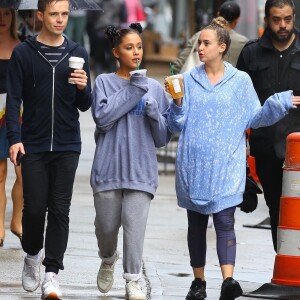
[187,207,236,268]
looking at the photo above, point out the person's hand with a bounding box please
[70,69,88,90]
[164,78,171,95]
[292,95,300,108]
[9,143,25,166]
[164,78,183,106]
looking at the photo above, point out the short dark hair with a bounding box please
[18,9,34,20]
[265,0,295,18]
[38,0,69,12]
[219,1,241,23]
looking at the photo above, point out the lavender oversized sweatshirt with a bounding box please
[90,73,171,196]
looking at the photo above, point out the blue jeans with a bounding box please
[21,151,79,273]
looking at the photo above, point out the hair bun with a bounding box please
[104,25,119,40]
[211,16,228,28]
[129,23,143,34]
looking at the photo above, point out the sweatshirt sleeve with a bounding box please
[75,50,92,112]
[167,100,186,133]
[249,90,293,129]
[242,73,293,129]
[92,74,149,132]
[6,49,23,146]
[144,89,172,148]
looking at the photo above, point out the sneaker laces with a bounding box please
[127,281,142,293]
[102,261,114,269]
[99,262,114,278]
[44,273,60,289]
[23,263,38,279]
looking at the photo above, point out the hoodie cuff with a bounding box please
[170,100,184,113]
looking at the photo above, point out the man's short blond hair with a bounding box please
[38,0,69,12]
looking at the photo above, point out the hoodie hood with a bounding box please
[25,36,80,54]
[189,62,238,92]
[23,36,80,87]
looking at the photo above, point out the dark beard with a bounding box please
[269,27,295,43]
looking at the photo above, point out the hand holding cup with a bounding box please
[165,74,184,106]
[68,56,88,90]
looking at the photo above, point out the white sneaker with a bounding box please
[41,272,62,299]
[125,281,146,300]
[97,251,119,293]
[22,249,43,292]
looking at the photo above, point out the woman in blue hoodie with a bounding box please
[166,17,300,300]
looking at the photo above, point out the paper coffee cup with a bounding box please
[129,69,147,77]
[166,74,184,99]
[68,56,85,84]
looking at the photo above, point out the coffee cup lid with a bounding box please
[69,56,85,63]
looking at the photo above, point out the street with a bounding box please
[1,109,276,299]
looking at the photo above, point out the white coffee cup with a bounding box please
[68,56,85,84]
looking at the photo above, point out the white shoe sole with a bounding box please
[125,294,146,300]
[41,292,62,299]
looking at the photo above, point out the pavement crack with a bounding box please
[142,259,152,299]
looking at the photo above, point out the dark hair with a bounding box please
[38,0,69,13]
[203,17,231,57]
[104,23,143,48]
[265,0,295,18]
[219,1,241,23]
[18,9,34,19]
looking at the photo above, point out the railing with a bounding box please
[157,135,178,175]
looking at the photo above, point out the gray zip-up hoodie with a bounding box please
[90,73,171,196]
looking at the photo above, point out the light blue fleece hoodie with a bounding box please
[168,62,293,214]
[91,73,171,197]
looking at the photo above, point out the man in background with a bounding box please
[18,10,43,40]
[86,0,127,75]
[237,0,300,252]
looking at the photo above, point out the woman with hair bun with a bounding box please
[166,17,300,300]
[91,23,171,299]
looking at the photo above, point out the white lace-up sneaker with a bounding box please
[22,249,43,292]
[41,272,62,299]
[97,251,119,293]
[125,281,146,300]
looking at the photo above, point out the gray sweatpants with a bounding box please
[94,189,151,281]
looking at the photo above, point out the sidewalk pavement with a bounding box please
[0,111,276,299]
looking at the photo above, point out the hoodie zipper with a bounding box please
[37,51,69,151]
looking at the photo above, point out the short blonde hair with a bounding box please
[38,0,69,12]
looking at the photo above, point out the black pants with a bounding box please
[21,152,79,273]
[187,207,236,268]
[255,156,284,252]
